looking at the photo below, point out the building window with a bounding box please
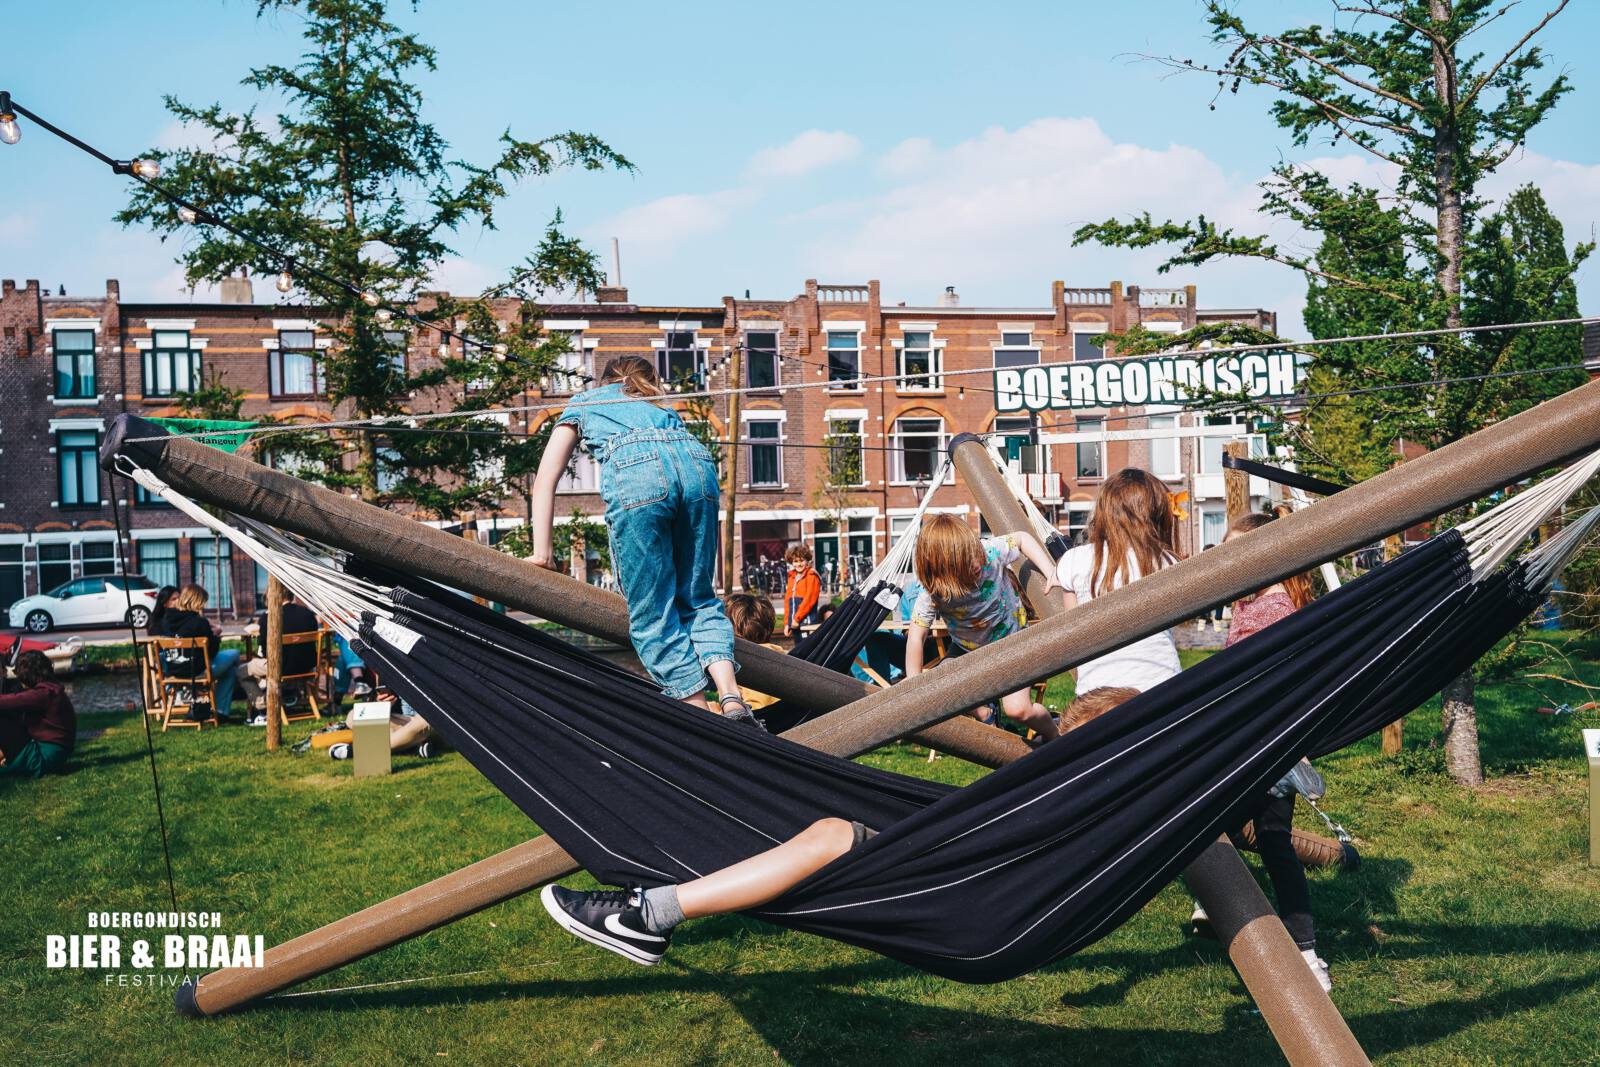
[826,331,861,388]
[891,416,946,484]
[38,544,73,593]
[1066,505,1091,546]
[376,444,404,494]
[134,481,173,507]
[192,537,234,611]
[994,346,1039,370]
[745,331,779,390]
[658,331,703,389]
[1001,330,1032,347]
[993,416,1047,475]
[1072,331,1106,361]
[138,540,179,590]
[1148,415,1180,478]
[897,331,941,391]
[57,429,101,507]
[1075,416,1104,479]
[745,416,783,488]
[143,330,201,398]
[546,330,589,394]
[81,541,118,577]
[1201,506,1228,548]
[53,329,96,399]
[270,329,322,397]
[381,329,408,377]
[824,418,866,487]
[1199,415,1269,474]
[556,442,599,493]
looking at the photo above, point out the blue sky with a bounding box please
[3,0,1597,335]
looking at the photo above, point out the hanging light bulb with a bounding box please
[360,290,380,308]
[374,307,394,325]
[130,158,161,179]
[0,92,19,145]
[275,270,294,294]
[492,343,509,362]
[176,205,199,224]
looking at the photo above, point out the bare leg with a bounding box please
[682,692,711,711]
[1000,688,1058,742]
[706,660,742,707]
[677,817,857,918]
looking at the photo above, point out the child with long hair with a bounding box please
[531,356,753,722]
[904,514,1061,742]
[1056,468,1182,694]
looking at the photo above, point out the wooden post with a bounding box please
[264,574,283,752]
[1223,440,1251,525]
[722,338,743,593]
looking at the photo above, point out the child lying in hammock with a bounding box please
[539,687,1127,966]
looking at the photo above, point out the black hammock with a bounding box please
[347,531,1537,983]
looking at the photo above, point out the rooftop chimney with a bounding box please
[939,285,959,307]
[596,284,629,304]
[220,274,255,304]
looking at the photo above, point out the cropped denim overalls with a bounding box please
[557,384,735,698]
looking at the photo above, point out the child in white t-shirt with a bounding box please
[1057,469,1182,694]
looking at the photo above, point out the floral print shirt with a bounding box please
[910,535,1026,652]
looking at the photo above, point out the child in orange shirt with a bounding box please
[782,544,821,637]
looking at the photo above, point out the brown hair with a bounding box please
[171,584,210,613]
[1061,686,1139,731]
[1227,511,1314,609]
[914,514,986,604]
[724,593,776,643]
[1087,468,1179,597]
[784,543,813,565]
[599,355,664,398]
[14,649,54,688]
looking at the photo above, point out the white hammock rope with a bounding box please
[984,440,1065,547]
[1456,448,1600,579]
[858,452,955,592]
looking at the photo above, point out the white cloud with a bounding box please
[746,130,862,180]
[595,188,757,256]
[877,136,935,178]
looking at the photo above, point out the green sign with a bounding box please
[149,418,257,453]
[994,351,1309,413]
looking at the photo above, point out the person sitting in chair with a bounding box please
[538,686,1117,966]
[242,588,321,716]
[155,584,241,721]
[0,651,76,780]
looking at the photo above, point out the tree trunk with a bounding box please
[1429,0,1483,787]
[1439,670,1482,786]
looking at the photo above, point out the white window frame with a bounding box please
[472,412,511,483]
[823,413,867,488]
[1197,414,1268,474]
[138,329,205,399]
[892,325,945,392]
[1074,415,1105,480]
[556,441,599,494]
[653,327,708,389]
[991,415,1052,476]
[1070,323,1109,362]
[824,326,864,391]
[890,415,953,486]
[741,325,783,391]
[1147,414,1181,479]
[742,411,786,490]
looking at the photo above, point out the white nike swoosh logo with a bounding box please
[606,913,666,942]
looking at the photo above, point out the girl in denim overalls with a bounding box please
[531,356,755,722]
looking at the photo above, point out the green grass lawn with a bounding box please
[4,646,1600,1066]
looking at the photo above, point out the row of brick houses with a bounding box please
[0,273,1282,620]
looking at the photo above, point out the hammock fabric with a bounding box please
[785,581,899,677]
[348,528,1541,983]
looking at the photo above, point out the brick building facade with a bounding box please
[0,274,1278,619]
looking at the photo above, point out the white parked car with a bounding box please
[7,574,161,633]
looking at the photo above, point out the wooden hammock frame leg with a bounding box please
[116,375,1600,1067]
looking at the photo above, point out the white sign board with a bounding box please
[994,351,1309,413]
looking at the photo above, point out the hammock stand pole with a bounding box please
[950,432,1367,1067]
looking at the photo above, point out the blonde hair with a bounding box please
[724,593,775,643]
[1087,468,1179,597]
[914,514,986,604]
[171,584,210,613]
[1062,686,1139,731]
[1227,511,1314,609]
[600,355,664,398]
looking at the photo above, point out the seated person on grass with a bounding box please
[242,588,322,712]
[0,651,76,780]
[538,686,1120,967]
[723,593,780,711]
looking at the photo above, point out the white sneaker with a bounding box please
[1301,948,1333,993]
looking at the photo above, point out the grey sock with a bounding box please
[638,884,685,934]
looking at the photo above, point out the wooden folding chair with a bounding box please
[137,639,167,718]
[276,629,328,725]
[151,636,219,731]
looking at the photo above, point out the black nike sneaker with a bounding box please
[540,885,671,966]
